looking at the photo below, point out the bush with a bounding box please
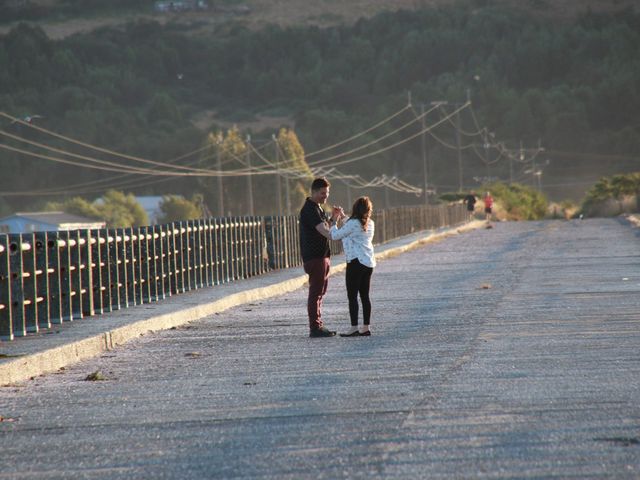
[581,173,640,217]
[438,192,467,203]
[484,182,548,220]
[157,195,202,223]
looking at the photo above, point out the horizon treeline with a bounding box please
[1,4,639,215]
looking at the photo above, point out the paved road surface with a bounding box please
[1,219,639,479]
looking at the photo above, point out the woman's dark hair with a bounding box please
[350,196,373,231]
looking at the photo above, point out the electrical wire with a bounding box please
[304,104,412,158]
[309,102,470,169]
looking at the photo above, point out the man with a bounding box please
[463,191,477,221]
[299,177,340,337]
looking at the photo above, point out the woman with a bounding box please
[330,196,376,337]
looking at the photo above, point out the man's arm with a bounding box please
[315,220,333,239]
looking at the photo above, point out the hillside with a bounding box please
[1,0,639,215]
[1,0,638,39]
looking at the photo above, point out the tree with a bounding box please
[97,190,148,227]
[45,197,102,219]
[157,195,202,223]
[276,127,313,212]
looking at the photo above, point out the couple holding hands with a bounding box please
[299,177,376,338]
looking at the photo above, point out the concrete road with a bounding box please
[1,219,639,479]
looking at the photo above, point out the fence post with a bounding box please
[187,220,198,290]
[139,226,151,303]
[227,217,237,281]
[8,234,26,337]
[79,230,94,317]
[151,225,163,301]
[198,219,209,287]
[213,218,222,285]
[0,235,12,340]
[184,221,194,290]
[115,228,127,308]
[109,229,121,311]
[202,219,212,286]
[177,221,188,293]
[34,232,50,328]
[89,229,103,315]
[221,218,230,283]
[264,216,276,270]
[169,223,180,294]
[147,226,158,302]
[56,230,72,322]
[161,224,173,297]
[99,229,112,313]
[68,230,83,320]
[197,219,206,288]
[20,233,38,333]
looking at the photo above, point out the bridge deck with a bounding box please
[1,219,639,479]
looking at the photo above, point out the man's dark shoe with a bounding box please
[309,327,336,338]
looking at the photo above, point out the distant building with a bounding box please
[154,1,208,13]
[0,212,106,234]
[135,195,171,225]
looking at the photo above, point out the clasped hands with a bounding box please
[330,205,347,225]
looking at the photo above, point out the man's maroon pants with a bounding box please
[303,257,330,331]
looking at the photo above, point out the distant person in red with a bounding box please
[463,191,477,221]
[484,191,494,222]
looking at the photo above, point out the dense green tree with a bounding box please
[157,195,202,223]
[97,190,148,227]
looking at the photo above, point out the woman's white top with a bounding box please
[330,218,376,268]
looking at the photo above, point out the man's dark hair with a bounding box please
[311,177,330,191]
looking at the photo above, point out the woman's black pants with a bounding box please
[345,258,374,326]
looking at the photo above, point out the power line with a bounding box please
[307,103,439,167]
[304,104,412,158]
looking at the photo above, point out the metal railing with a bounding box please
[0,204,465,341]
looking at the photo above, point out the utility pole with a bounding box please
[483,129,490,181]
[420,104,429,205]
[455,110,463,192]
[273,135,282,214]
[216,140,224,217]
[245,135,254,216]
[284,156,291,216]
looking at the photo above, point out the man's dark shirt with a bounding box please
[463,194,476,211]
[299,197,331,262]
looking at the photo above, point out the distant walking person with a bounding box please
[484,191,494,222]
[463,191,477,221]
[330,196,376,337]
[299,177,340,337]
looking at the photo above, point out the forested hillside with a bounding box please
[1,2,639,215]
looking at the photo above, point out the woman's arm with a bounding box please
[330,218,357,240]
